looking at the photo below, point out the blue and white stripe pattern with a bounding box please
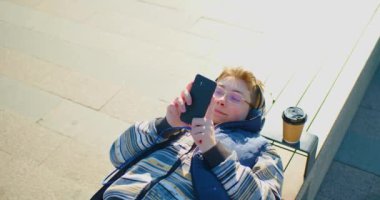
[104,119,283,199]
[212,147,283,199]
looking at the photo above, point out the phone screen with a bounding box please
[180,74,217,124]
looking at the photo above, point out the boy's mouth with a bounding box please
[215,109,227,116]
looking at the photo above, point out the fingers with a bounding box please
[191,118,213,136]
[173,97,186,113]
[186,81,193,91]
[166,80,195,127]
[190,117,216,151]
[190,122,208,146]
[177,97,186,113]
[167,101,179,116]
[181,81,193,106]
[191,118,213,126]
[191,125,206,135]
[172,81,194,113]
[181,89,192,106]
[175,82,194,113]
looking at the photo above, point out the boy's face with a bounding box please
[208,76,251,124]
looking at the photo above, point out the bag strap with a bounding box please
[90,129,185,200]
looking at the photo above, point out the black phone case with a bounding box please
[180,74,217,124]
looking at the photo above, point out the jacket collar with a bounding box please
[215,108,265,134]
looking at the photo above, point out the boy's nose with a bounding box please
[216,96,226,106]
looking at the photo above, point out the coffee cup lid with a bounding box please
[282,106,307,125]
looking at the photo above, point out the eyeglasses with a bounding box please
[213,86,254,107]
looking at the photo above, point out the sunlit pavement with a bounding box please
[316,61,380,199]
[0,0,379,199]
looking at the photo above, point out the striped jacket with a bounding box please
[104,116,283,200]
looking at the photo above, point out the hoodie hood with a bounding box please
[214,108,267,163]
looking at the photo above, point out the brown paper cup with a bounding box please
[282,107,307,144]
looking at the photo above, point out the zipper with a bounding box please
[135,144,196,200]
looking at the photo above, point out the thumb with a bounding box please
[186,81,193,91]
[204,105,214,120]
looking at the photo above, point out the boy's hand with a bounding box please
[190,109,216,152]
[166,82,192,127]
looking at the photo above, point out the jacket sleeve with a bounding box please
[203,143,284,200]
[109,118,172,168]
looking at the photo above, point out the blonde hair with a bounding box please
[216,67,265,109]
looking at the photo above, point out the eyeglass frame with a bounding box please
[213,85,256,108]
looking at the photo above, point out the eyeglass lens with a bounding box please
[214,87,244,104]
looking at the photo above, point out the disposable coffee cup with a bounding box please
[282,107,307,144]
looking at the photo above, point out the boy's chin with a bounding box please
[213,116,226,124]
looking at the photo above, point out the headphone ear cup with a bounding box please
[246,108,262,120]
[254,85,265,110]
[260,117,266,129]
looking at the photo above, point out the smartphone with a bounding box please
[180,74,217,124]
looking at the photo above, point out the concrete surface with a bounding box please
[0,0,379,199]
[316,65,380,199]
